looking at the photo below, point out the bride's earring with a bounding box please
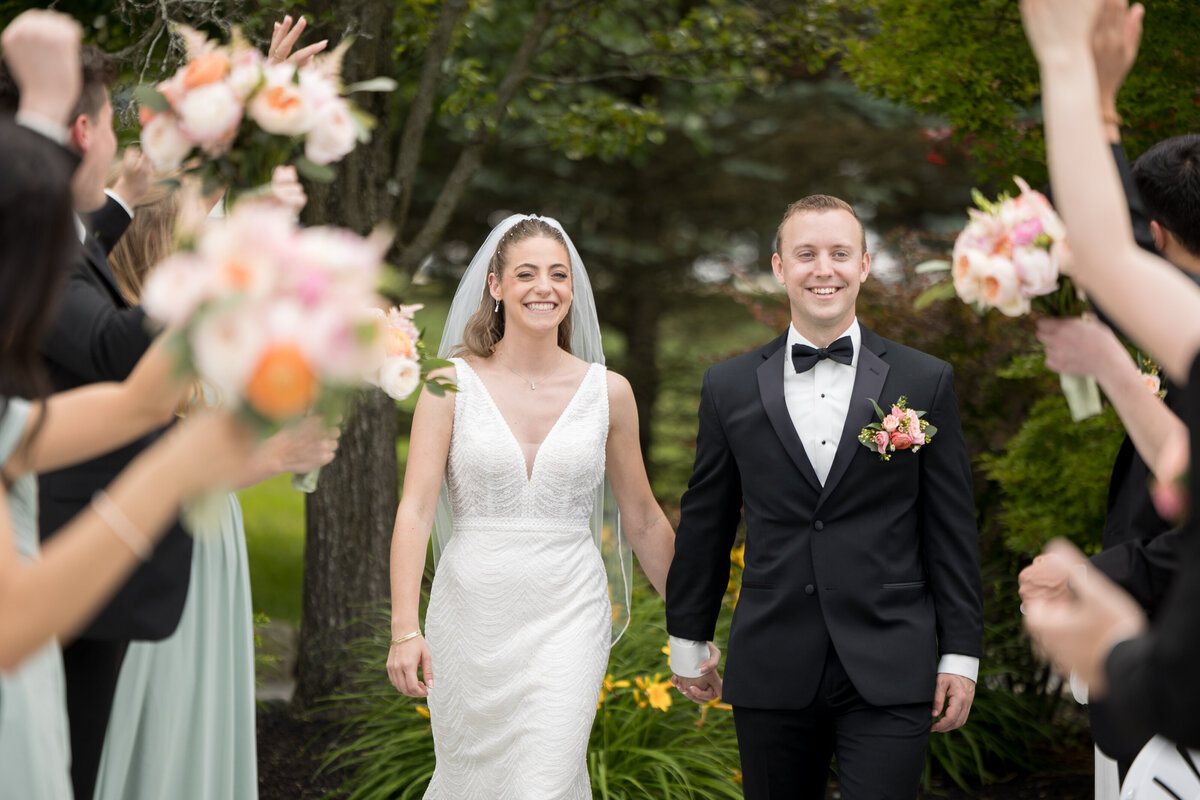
[494,298,500,313]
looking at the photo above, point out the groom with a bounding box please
[666,195,983,799]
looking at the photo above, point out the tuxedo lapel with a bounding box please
[756,335,822,492]
[817,329,889,509]
[81,234,127,305]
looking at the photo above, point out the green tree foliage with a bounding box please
[839,0,1200,184]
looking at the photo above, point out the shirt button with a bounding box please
[821,440,827,446]
[820,393,826,398]
[814,520,824,531]
[805,584,815,596]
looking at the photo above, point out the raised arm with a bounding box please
[6,336,189,478]
[387,370,455,698]
[0,409,251,668]
[1020,0,1200,382]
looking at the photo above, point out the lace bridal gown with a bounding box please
[423,359,613,799]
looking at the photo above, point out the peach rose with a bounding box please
[140,113,193,171]
[181,52,229,90]
[891,431,913,450]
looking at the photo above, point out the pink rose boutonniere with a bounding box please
[857,396,937,462]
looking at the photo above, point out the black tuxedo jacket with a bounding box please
[37,203,193,641]
[666,327,983,709]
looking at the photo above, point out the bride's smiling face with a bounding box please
[489,235,573,335]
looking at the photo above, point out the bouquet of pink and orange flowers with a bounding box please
[136,25,392,190]
[925,177,1101,421]
[142,198,450,519]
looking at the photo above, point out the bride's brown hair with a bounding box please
[455,218,575,358]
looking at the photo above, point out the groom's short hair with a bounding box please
[1133,135,1200,257]
[773,194,867,255]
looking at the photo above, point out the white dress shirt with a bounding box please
[671,320,978,685]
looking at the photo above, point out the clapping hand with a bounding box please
[671,641,722,704]
[1,10,82,127]
[1023,539,1147,698]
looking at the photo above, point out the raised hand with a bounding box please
[1,10,82,127]
[387,634,434,698]
[111,145,156,208]
[267,15,328,67]
[268,164,307,217]
[1092,0,1144,110]
[1019,0,1107,64]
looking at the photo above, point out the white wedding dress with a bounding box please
[423,359,612,799]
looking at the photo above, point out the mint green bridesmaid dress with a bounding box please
[93,491,258,799]
[0,397,74,799]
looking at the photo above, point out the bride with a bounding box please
[386,214,716,797]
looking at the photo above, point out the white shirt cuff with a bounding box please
[668,636,709,679]
[937,654,979,683]
[15,110,69,146]
[104,188,135,219]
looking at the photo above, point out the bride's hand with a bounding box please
[387,635,434,697]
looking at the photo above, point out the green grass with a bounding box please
[239,475,307,624]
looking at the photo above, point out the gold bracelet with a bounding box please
[92,491,152,560]
[390,630,422,646]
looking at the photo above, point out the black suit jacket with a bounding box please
[666,327,983,709]
[37,206,193,641]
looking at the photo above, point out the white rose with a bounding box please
[141,253,213,327]
[175,81,243,149]
[248,66,312,136]
[1013,245,1059,298]
[304,99,358,165]
[378,357,421,401]
[192,305,266,406]
[979,255,1030,317]
[140,113,193,171]
[951,245,987,305]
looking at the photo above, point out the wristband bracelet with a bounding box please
[390,630,422,646]
[92,491,152,560]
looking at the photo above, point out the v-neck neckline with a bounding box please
[458,359,598,482]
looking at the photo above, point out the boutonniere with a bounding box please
[857,396,937,462]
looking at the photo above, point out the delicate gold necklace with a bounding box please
[496,349,564,390]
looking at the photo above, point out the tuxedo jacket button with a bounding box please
[804,584,815,596]
[813,520,824,531]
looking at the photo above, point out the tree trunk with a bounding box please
[292,0,397,713]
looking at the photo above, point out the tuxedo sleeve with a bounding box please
[41,264,152,382]
[1103,529,1200,749]
[666,368,743,642]
[918,363,983,659]
[88,193,134,255]
[1089,526,1182,616]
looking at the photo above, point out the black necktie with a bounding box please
[791,336,853,373]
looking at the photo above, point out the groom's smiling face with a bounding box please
[771,208,871,344]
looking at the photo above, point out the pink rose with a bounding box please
[911,428,926,447]
[891,431,913,450]
[175,82,242,150]
[873,430,889,455]
[140,113,193,171]
[1009,217,1044,247]
[1143,373,1162,394]
[882,414,900,433]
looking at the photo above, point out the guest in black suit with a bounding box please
[1020,0,1200,755]
[666,195,983,799]
[0,40,190,800]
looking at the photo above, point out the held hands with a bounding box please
[670,641,722,704]
[931,673,975,732]
[387,633,434,698]
[1023,539,1147,698]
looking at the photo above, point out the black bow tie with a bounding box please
[791,336,853,373]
